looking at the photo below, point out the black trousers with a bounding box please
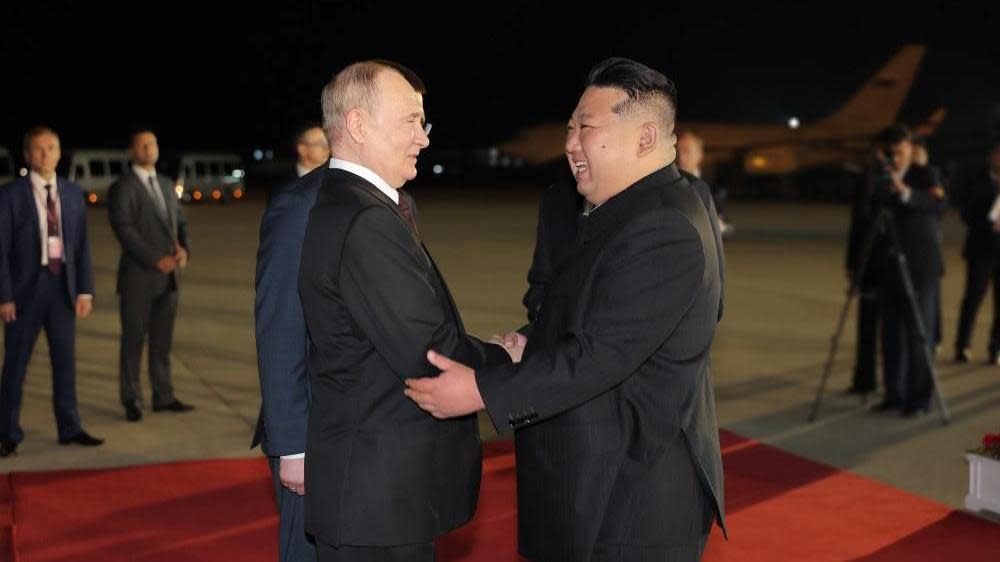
[0,269,82,443]
[881,276,939,411]
[851,291,881,392]
[118,285,178,407]
[955,256,1000,353]
[316,541,433,562]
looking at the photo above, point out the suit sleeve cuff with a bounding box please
[280,453,305,460]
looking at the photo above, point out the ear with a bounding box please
[638,122,658,157]
[345,108,367,144]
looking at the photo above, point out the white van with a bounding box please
[0,146,16,186]
[66,149,130,205]
[173,153,246,203]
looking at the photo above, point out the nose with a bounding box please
[415,125,430,149]
[565,127,580,156]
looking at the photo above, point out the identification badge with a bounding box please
[48,236,63,260]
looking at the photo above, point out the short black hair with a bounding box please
[293,122,324,147]
[372,59,427,95]
[880,124,913,147]
[23,126,59,152]
[585,57,677,128]
[128,128,156,147]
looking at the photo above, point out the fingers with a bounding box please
[426,349,455,371]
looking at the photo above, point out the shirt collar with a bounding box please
[328,157,398,204]
[29,170,57,194]
[132,164,157,182]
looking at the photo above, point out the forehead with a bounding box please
[133,132,157,144]
[572,86,626,119]
[29,132,59,147]
[377,71,424,115]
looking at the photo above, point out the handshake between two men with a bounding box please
[405,331,526,419]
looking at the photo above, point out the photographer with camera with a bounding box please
[872,124,947,417]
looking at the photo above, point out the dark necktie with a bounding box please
[148,174,168,221]
[45,184,63,274]
[397,191,419,235]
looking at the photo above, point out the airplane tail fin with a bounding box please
[818,44,926,136]
[913,106,947,137]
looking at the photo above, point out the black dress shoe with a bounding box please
[955,348,972,363]
[125,403,143,422]
[153,399,195,413]
[59,430,104,446]
[0,439,17,457]
[988,351,1000,366]
[871,399,900,412]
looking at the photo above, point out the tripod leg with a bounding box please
[810,210,887,422]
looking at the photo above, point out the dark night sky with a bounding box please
[1,2,997,162]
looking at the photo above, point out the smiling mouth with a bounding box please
[571,158,589,175]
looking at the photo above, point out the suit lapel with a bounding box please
[57,180,73,252]
[24,180,43,255]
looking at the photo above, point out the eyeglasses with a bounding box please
[424,123,433,137]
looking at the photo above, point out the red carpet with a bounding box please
[3,431,998,561]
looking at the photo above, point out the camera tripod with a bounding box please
[809,206,951,425]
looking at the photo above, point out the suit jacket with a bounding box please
[523,169,724,326]
[107,169,189,295]
[478,164,726,561]
[251,168,323,455]
[0,176,94,308]
[877,164,945,289]
[959,167,1000,260]
[298,168,510,547]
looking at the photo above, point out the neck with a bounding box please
[136,164,155,172]
[34,170,55,182]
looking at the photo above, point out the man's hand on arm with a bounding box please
[279,456,305,496]
[404,350,485,418]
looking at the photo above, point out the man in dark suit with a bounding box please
[264,124,330,207]
[873,125,946,417]
[407,58,726,562]
[252,64,426,562]
[0,126,103,456]
[298,61,512,562]
[107,130,193,422]
[954,141,1000,364]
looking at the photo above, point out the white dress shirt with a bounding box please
[328,157,398,204]
[28,171,92,300]
[29,171,61,266]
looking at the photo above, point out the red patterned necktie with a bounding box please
[45,184,62,274]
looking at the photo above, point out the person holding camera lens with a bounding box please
[873,124,946,417]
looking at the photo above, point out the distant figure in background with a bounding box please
[267,124,330,206]
[677,129,733,236]
[874,124,946,417]
[0,126,103,457]
[252,61,427,562]
[954,141,1000,364]
[844,145,890,396]
[107,129,194,422]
